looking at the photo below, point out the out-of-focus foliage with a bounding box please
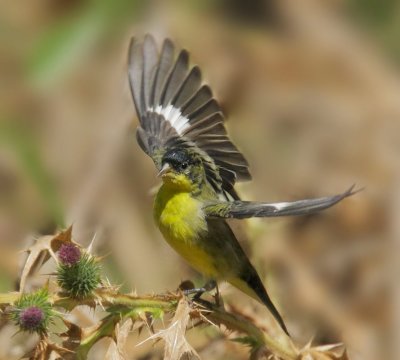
[347,0,400,62]
[0,0,398,359]
[0,121,64,228]
[28,0,145,86]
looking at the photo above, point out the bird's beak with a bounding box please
[157,163,171,177]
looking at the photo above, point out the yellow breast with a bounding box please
[153,184,218,277]
[154,185,206,243]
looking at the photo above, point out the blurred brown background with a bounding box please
[0,0,399,359]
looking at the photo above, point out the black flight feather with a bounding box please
[128,35,251,197]
[203,185,358,219]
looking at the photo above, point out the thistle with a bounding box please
[58,243,81,265]
[10,288,55,334]
[57,248,101,298]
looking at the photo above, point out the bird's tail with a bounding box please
[229,269,290,336]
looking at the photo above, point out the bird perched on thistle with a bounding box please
[127,35,356,336]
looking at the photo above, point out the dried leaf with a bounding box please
[300,343,348,360]
[60,318,83,353]
[19,226,75,292]
[105,318,134,360]
[249,346,272,360]
[21,337,73,360]
[105,341,121,360]
[143,298,200,360]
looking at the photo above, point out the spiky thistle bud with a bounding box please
[10,288,55,334]
[19,306,43,329]
[57,252,101,298]
[58,243,81,265]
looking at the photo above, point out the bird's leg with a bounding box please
[214,282,222,307]
[181,279,217,299]
[193,279,217,301]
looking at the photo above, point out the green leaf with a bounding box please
[231,335,259,348]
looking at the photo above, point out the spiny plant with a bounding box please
[0,226,349,360]
[57,243,101,299]
[10,288,56,334]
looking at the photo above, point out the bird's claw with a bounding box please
[180,280,217,301]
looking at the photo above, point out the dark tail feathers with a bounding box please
[241,269,290,336]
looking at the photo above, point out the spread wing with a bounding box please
[128,34,251,199]
[203,185,358,219]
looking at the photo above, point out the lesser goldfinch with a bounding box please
[127,35,356,335]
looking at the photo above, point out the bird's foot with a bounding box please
[179,280,217,301]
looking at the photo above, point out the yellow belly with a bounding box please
[154,185,218,277]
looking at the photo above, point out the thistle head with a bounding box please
[10,288,55,334]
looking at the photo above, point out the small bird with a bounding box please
[127,35,356,336]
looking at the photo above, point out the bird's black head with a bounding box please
[159,147,204,191]
[161,148,198,173]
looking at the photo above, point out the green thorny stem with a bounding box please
[1,288,298,360]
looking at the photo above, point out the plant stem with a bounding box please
[1,289,298,359]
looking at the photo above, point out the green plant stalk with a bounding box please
[0,292,20,305]
[53,288,178,312]
[76,313,119,360]
[1,289,297,359]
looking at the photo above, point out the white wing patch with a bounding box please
[152,104,190,135]
[271,202,290,211]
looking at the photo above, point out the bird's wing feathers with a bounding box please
[128,35,251,198]
[203,185,358,219]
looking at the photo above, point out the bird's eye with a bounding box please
[181,162,188,170]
